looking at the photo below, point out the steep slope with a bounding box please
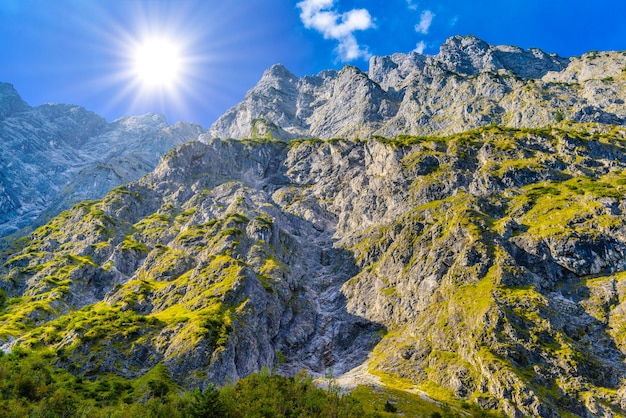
[0,84,203,239]
[208,35,626,140]
[2,123,626,416]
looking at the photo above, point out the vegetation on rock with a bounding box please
[2,124,626,416]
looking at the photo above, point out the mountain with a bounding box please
[208,35,626,141]
[2,36,626,417]
[0,83,203,239]
[2,123,626,416]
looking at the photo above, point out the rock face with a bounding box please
[0,84,204,238]
[208,35,626,140]
[3,124,626,417]
[3,36,626,418]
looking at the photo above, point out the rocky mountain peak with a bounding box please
[437,34,493,75]
[262,63,298,81]
[251,64,299,96]
[0,82,31,120]
[109,113,169,134]
[435,34,569,78]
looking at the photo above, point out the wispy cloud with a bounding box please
[406,0,419,11]
[414,10,435,34]
[297,0,374,61]
[414,40,426,54]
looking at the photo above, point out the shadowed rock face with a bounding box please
[208,35,626,141]
[3,123,626,417]
[0,85,204,238]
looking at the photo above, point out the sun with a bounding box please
[93,2,214,119]
[132,37,183,88]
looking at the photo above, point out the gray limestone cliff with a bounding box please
[208,35,626,140]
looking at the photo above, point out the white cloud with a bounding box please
[297,0,374,62]
[406,0,419,10]
[414,10,434,34]
[414,40,426,54]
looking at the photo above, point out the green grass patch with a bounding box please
[121,236,149,253]
[351,384,452,417]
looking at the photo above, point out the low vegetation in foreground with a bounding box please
[0,348,504,418]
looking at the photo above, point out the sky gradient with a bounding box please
[1,0,625,128]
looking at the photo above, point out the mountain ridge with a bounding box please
[208,35,626,141]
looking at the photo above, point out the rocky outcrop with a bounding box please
[0,87,203,238]
[434,35,569,78]
[208,35,626,140]
[3,124,626,416]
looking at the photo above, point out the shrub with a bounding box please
[384,399,398,413]
[147,379,170,399]
[555,111,564,123]
[186,385,227,417]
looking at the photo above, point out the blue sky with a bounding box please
[0,0,624,128]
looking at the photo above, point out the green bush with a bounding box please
[186,385,227,417]
[555,110,564,122]
[384,399,398,413]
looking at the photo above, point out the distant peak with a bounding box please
[0,81,18,93]
[445,34,489,45]
[435,34,568,78]
[111,113,169,132]
[263,64,297,80]
[440,34,491,56]
[338,64,366,76]
[0,82,31,119]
